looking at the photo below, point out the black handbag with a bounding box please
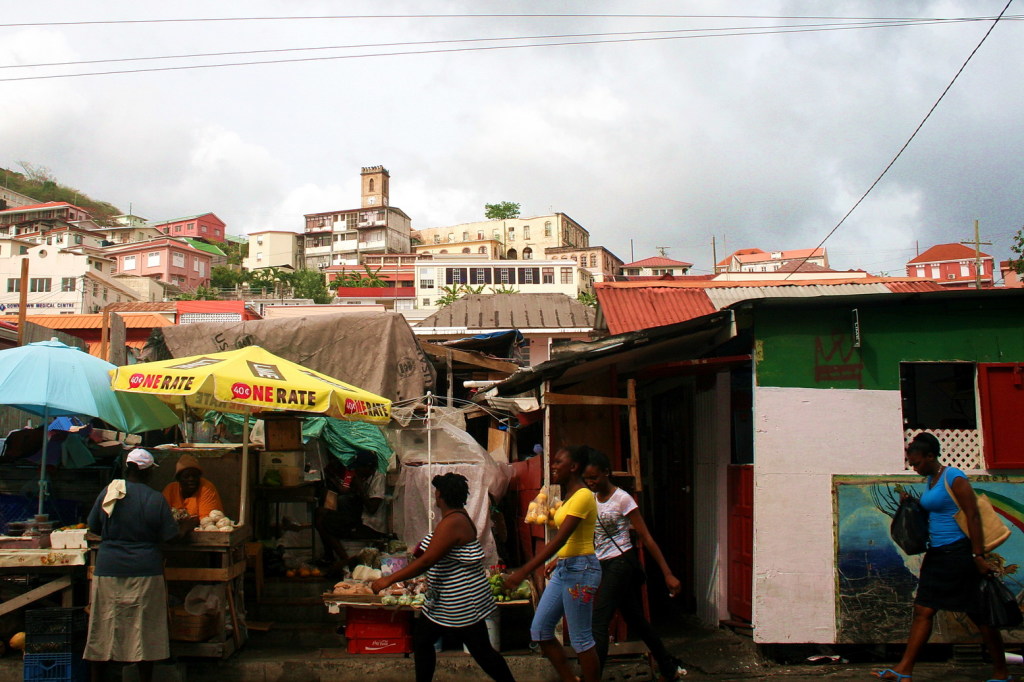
[979,575,1023,628]
[891,497,929,555]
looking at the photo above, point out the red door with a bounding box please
[978,363,1024,469]
[727,465,753,623]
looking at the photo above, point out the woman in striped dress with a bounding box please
[372,473,514,682]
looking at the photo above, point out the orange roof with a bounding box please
[0,201,81,213]
[597,276,935,289]
[908,243,992,264]
[716,248,766,266]
[87,339,147,358]
[735,247,824,263]
[597,287,715,335]
[0,313,171,330]
[621,256,693,268]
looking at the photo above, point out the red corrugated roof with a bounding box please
[908,243,991,264]
[596,287,715,335]
[0,201,76,213]
[0,313,171,330]
[883,281,946,293]
[716,248,766,266]
[621,256,693,268]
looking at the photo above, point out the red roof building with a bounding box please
[149,213,227,243]
[621,256,693,278]
[715,247,828,274]
[906,243,994,289]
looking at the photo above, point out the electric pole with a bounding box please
[712,236,717,272]
[959,219,992,290]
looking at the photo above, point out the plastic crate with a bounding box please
[25,608,87,636]
[22,652,87,681]
[346,636,413,654]
[24,631,86,655]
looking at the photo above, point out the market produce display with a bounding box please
[487,564,532,602]
[194,509,237,532]
[523,487,561,527]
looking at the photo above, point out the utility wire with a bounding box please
[1,18,974,71]
[0,13,1014,28]
[0,18,992,83]
[783,0,1015,280]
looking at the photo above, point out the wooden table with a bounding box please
[89,527,252,659]
[0,548,88,617]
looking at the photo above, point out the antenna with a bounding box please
[655,246,669,257]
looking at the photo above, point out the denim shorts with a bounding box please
[530,554,602,652]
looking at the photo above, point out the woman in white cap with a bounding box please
[84,448,181,682]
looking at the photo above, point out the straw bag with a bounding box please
[943,472,1011,552]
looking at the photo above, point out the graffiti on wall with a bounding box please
[834,475,1024,643]
[814,330,863,387]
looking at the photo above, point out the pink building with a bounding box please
[906,243,994,289]
[106,238,214,290]
[0,201,94,233]
[150,213,227,243]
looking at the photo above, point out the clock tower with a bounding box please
[360,166,389,208]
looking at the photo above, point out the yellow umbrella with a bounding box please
[110,345,391,525]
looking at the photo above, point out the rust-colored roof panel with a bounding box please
[883,281,946,293]
[0,313,171,330]
[621,256,693,268]
[908,242,990,264]
[596,287,715,335]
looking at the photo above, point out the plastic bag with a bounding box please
[891,497,929,555]
[979,575,1024,628]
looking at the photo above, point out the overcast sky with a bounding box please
[0,1,1021,275]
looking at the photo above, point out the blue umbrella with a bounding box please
[0,338,180,513]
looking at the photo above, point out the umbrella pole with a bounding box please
[37,407,49,517]
[426,392,433,531]
[239,413,250,528]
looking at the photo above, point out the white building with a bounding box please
[414,257,593,309]
[0,246,140,315]
[244,230,302,271]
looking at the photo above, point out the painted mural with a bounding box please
[834,474,1024,643]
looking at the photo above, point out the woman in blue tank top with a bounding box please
[874,433,1010,682]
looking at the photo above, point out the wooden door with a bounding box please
[727,464,753,623]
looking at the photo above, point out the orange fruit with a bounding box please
[9,632,25,651]
[286,569,297,578]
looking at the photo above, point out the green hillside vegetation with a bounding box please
[1,164,122,225]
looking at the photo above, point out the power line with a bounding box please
[2,18,977,71]
[0,18,993,83]
[784,0,1015,280]
[0,13,1016,28]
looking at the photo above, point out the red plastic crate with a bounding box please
[347,636,413,654]
[345,610,412,639]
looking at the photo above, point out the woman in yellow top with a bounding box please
[162,454,224,520]
[505,445,601,682]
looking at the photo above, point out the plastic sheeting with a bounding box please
[391,422,510,567]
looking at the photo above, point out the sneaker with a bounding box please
[659,658,687,679]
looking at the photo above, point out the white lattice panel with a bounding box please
[904,428,984,470]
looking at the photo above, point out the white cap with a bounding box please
[126,448,158,469]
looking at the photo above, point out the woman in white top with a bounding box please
[583,450,686,681]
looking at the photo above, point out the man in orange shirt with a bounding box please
[162,454,224,519]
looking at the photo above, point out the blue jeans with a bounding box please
[530,554,602,652]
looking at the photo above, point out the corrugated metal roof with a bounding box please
[417,293,594,330]
[705,283,892,309]
[596,287,715,336]
[105,302,177,313]
[595,278,945,333]
[883,281,946,293]
[0,313,171,330]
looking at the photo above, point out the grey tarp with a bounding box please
[145,312,435,403]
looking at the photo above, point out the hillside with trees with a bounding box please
[1,162,122,224]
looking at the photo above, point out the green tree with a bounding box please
[177,285,220,300]
[1009,226,1024,274]
[490,285,519,294]
[484,201,521,220]
[210,265,247,290]
[435,284,485,307]
[292,268,332,304]
[333,265,390,289]
[222,239,248,266]
[577,291,597,307]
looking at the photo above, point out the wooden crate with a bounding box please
[169,607,219,642]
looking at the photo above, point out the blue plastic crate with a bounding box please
[22,652,87,681]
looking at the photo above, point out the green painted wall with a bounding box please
[752,295,1024,390]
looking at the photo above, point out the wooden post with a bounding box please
[100,308,110,362]
[16,258,28,346]
[627,379,642,491]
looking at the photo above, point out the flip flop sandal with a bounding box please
[872,670,911,681]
